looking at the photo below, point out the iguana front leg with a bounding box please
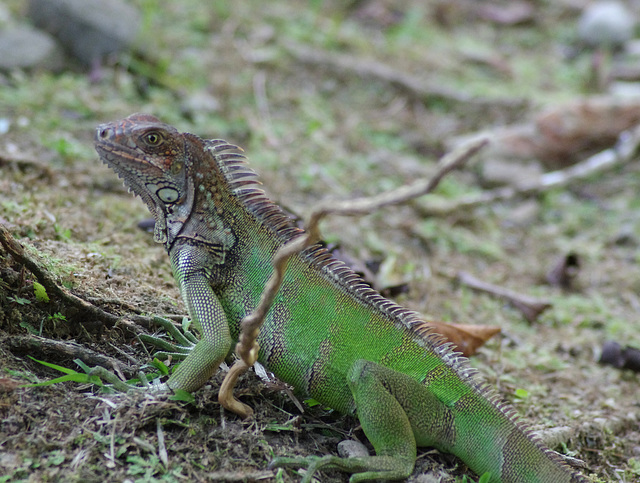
[272,359,453,482]
[164,248,232,393]
[96,247,232,393]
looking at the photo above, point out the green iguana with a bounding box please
[94,113,588,483]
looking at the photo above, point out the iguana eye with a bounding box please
[143,132,163,146]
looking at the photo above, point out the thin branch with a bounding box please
[282,42,527,110]
[252,70,277,146]
[203,471,274,481]
[415,125,640,216]
[5,335,136,376]
[309,137,489,219]
[0,151,54,177]
[0,223,146,334]
[455,271,551,323]
[157,419,169,467]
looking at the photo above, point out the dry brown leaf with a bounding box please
[414,320,501,357]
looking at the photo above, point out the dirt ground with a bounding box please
[1,1,639,482]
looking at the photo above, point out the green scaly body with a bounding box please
[95,113,588,482]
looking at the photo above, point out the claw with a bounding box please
[86,316,199,394]
[151,316,198,347]
[269,456,323,483]
[139,316,198,361]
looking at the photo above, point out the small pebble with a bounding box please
[337,440,369,458]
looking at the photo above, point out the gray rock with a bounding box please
[578,1,635,49]
[27,0,141,65]
[337,440,370,458]
[0,26,64,71]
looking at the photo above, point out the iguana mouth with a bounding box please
[94,127,155,204]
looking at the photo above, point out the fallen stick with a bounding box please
[0,151,54,177]
[415,125,640,216]
[455,270,551,323]
[0,223,157,334]
[281,42,526,110]
[4,334,132,375]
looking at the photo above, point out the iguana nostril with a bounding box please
[97,127,110,139]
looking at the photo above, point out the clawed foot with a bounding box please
[270,455,367,483]
[138,316,198,361]
[87,365,167,392]
[269,456,326,483]
[270,453,413,483]
[88,316,198,393]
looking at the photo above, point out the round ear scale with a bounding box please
[157,187,180,203]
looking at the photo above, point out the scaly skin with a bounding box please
[94,113,588,482]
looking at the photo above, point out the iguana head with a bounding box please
[94,113,197,245]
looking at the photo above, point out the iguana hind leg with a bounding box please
[271,454,414,483]
[271,358,455,482]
